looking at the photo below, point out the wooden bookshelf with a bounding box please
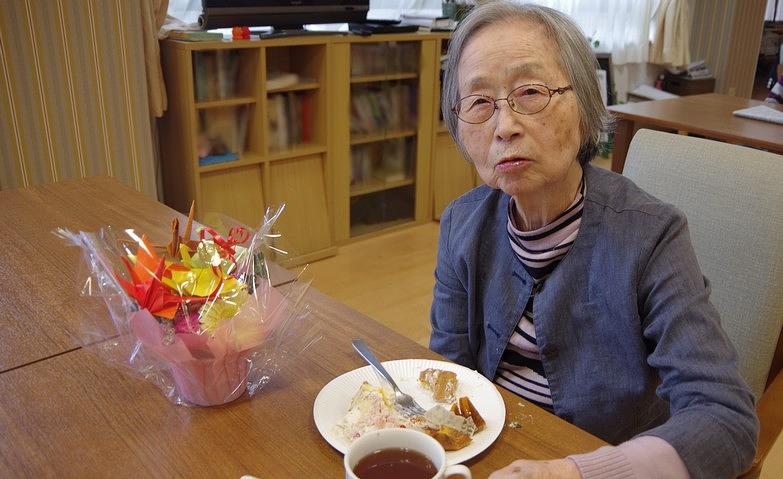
[350,178,415,197]
[350,130,416,146]
[267,81,320,94]
[338,36,438,240]
[198,151,263,173]
[267,144,327,161]
[350,218,414,238]
[350,73,418,84]
[159,37,335,266]
[195,96,257,109]
[158,32,453,263]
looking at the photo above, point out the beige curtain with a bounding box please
[142,0,169,118]
[649,0,692,67]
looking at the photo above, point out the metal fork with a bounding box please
[352,339,428,416]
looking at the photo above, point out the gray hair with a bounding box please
[442,1,610,165]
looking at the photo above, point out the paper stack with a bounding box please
[400,12,456,31]
[732,105,783,125]
[686,60,712,79]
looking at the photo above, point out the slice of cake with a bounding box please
[422,405,477,451]
[336,382,411,441]
[418,368,458,403]
[427,425,473,451]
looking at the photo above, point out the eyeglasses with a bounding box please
[451,84,573,124]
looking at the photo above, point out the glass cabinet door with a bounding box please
[348,41,421,237]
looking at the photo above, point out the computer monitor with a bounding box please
[199,0,370,30]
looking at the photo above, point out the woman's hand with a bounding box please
[488,459,581,479]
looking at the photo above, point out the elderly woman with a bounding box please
[430,2,758,478]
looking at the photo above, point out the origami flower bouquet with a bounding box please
[58,205,315,406]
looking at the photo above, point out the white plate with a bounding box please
[313,359,506,465]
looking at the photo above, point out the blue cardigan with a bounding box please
[430,164,758,479]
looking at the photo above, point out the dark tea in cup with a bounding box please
[344,428,471,479]
[353,447,437,479]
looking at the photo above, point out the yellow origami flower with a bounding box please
[198,295,249,333]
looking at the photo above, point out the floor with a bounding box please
[303,222,438,348]
[302,155,782,476]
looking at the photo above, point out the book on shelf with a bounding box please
[379,138,407,182]
[275,94,289,149]
[350,42,419,76]
[169,30,224,42]
[267,91,314,150]
[266,71,300,90]
[267,95,282,151]
[287,93,300,145]
[372,167,406,183]
[216,50,239,98]
[197,106,248,163]
[351,138,409,185]
[194,53,208,101]
[193,50,240,101]
[300,94,312,144]
[350,84,416,134]
[199,152,239,166]
[351,145,374,185]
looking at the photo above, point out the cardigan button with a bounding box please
[542,344,559,359]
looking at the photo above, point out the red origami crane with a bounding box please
[116,235,203,320]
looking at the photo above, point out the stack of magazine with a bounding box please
[399,12,456,31]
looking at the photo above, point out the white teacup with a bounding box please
[344,428,471,479]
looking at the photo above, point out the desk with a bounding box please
[608,93,783,173]
[0,177,294,373]
[0,179,607,477]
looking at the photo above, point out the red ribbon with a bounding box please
[199,226,250,264]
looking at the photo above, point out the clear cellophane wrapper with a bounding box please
[57,205,320,406]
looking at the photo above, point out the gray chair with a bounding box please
[622,129,783,479]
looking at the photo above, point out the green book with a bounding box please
[169,31,224,42]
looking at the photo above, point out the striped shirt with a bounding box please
[494,180,585,411]
[765,74,783,105]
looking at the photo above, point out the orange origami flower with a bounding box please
[117,235,205,319]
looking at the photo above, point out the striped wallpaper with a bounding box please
[690,0,766,97]
[0,0,158,198]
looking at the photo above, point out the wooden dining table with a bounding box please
[0,177,607,478]
[608,93,783,173]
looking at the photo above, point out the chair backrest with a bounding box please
[622,129,783,398]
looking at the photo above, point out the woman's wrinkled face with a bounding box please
[456,20,583,199]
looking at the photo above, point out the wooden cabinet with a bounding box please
[158,33,470,263]
[159,38,335,266]
[430,36,479,220]
[432,131,478,220]
[330,35,439,242]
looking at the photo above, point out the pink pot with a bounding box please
[169,349,251,406]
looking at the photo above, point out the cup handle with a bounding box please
[444,464,472,478]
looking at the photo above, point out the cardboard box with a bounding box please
[664,74,715,96]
